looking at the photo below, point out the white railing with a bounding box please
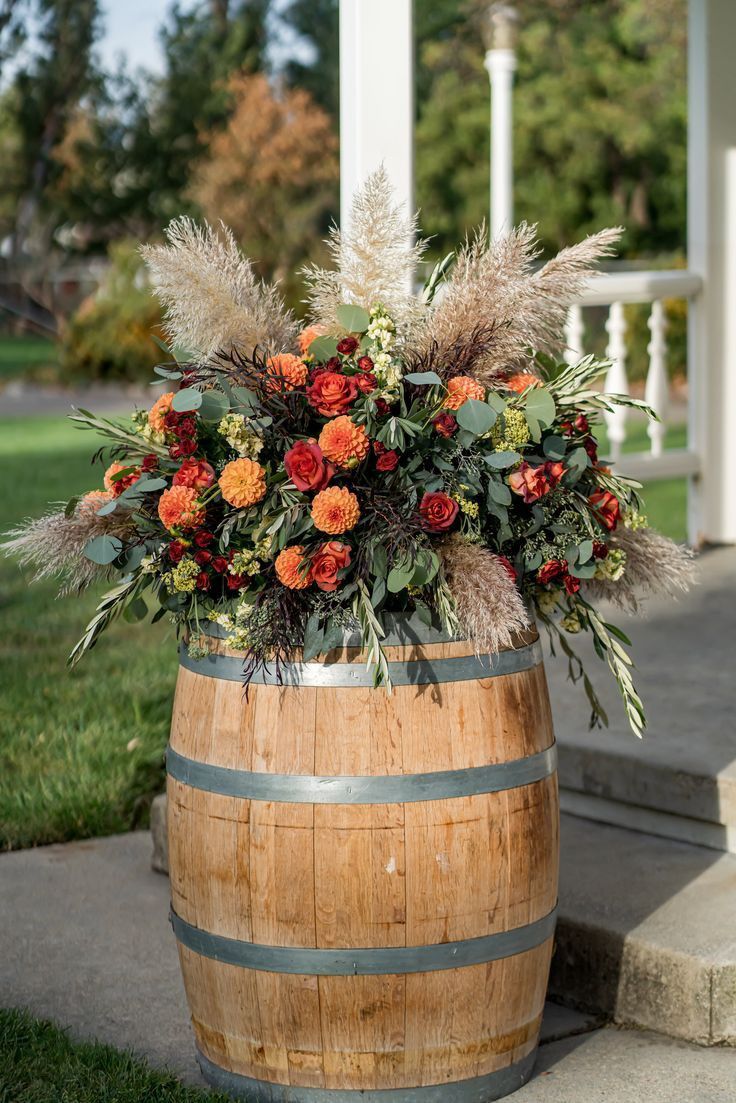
[567,270,703,483]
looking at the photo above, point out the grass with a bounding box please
[0,411,688,851]
[0,1008,228,1102]
[600,418,688,543]
[0,415,177,851]
[0,334,59,382]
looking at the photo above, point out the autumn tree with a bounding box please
[191,73,338,298]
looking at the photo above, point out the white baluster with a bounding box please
[604,301,629,463]
[564,304,584,365]
[645,300,668,457]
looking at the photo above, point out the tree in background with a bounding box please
[191,72,338,298]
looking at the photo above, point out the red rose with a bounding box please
[376,448,399,472]
[195,571,210,591]
[168,540,187,563]
[226,572,246,591]
[173,459,216,490]
[311,540,352,592]
[177,416,197,438]
[575,413,589,433]
[419,491,459,532]
[284,439,335,492]
[307,371,359,417]
[211,555,229,573]
[584,436,598,464]
[194,549,212,566]
[164,411,180,430]
[432,412,457,438]
[354,371,377,394]
[544,460,565,490]
[508,462,550,503]
[357,355,374,372]
[564,573,581,595]
[194,530,214,547]
[374,398,390,416]
[589,489,620,531]
[497,555,517,582]
[560,419,574,436]
[171,438,197,458]
[336,335,359,355]
[537,559,566,585]
[592,541,608,560]
[142,453,158,472]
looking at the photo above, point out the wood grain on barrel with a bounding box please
[168,632,559,1093]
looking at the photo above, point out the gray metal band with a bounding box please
[196,1048,537,1103]
[170,906,557,976]
[166,743,556,805]
[179,638,543,687]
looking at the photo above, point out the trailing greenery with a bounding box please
[0,1008,230,1103]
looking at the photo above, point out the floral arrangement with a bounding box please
[5,171,694,736]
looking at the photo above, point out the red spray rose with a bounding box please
[226,572,246,591]
[173,459,216,490]
[419,492,459,532]
[354,371,378,394]
[311,541,352,592]
[589,489,621,531]
[497,555,518,582]
[307,371,359,417]
[564,574,581,595]
[584,436,599,464]
[376,448,399,471]
[194,530,214,547]
[592,541,609,560]
[537,559,566,585]
[575,413,589,433]
[195,571,210,591]
[508,462,550,503]
[284,440,335,492]
[177,416,197,438]
[211,556,229,574]
[374,398,391,416]
[142,453,158,472]
[432,412,458,438]
[357,355,374,372]
[544,461,565,490]
[194,550,212,566]
[168,540,187,563]
[336,335,359,355]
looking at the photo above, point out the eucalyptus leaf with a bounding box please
[172,388,202,413]
[123,545,147,571]
[542,434,567,460]
[486,392,507,413]
[199,389,230,423]
[387,564,414,593]
[484,451,521,469]
[524,388,556,428]
[335,303,370,333]
[486,480,512,505]
[95,499,118,517]
[231,386,259,412]
[83,535,123,565]
[569,561,598,579]
[309,335,340,361]
[404,371,443,387]
[456,398,496,436]
[578,539,594,564]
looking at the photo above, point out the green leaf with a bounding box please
[486,392,507,413]
[83,535,123,565]
[456,398,496,435]
[542,434,567,460]
[524,388,556,429]
[64,495,80,518]
[123,597,147,623]
[95,499,118,517]
[569,561,597,579]
[387,562,414,593]
[123,545,147,571]
[371,576,386,608]
[578,539,594,564]
[172,388,202,412]
[132,477,167,494]
[414,601,433,627]
[404,371,443,387]
[231,386,259,412]
[336,303,371,333]
[484,451,521,469]
[309,335,340,361]
[487,479,512,505]
[371,544,388,577]
[198,389,230,423]
[322,620,346,654]
[302,614,325,662]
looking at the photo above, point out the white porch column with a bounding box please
[688,0,736,544]
[483,4,519,239]
[339,0,414,226]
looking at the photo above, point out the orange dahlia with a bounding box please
[148,391,175,432]
[505,372,542,394]
[158,486,205,531]
[104,462,140,496]
[265,353,308,392]
[297,325,326,356]
[442,376,486,411]
[218,458,267,508]
[318,416,369,468]
[275,545,312,589]
[311,486,360,534]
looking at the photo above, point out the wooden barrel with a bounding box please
[167,616,559,1102]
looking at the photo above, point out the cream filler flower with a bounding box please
[218,413,264,458]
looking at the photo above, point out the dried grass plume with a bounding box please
[583,527,697,611]
[440,537,530,653]
[141,217,297,360]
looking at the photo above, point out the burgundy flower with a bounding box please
[432,412,458,438]
[226,572,246,591]
[211,556,229,574]
[177,416,197,438]
[419,491,459,532]
[374,398,390,416]
[583,436,598,464]
[336,335,359,356]
[376,448,399,471]
[168,540,187,563]
[592,541,609,560]
[564,574,581,595]
[497,555,517,582]
[357,355,374,372]
[354,371,377,394]
[194,530,214,548]
[194,550,212,566]
[141,453,158,472]
[195,571,210,591]
[575,413,589,433]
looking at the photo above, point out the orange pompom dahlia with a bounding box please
[318,416,369,468]
[275,545,312,589]
[442,376,486,411]
[265,353,308,392]
[311,486,360,534]
[104,462,140,496]
[158,486,205,531]
[218,459,267,509]
[148,391,175,432]
[505,372,542,394]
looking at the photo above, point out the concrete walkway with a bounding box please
[1,832,734,1100]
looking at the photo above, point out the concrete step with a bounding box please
[545,545,736,853]
[551,812,736,1045]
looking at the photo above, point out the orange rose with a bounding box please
[508,462,550,503]
[158,486,205,531]
[589,489,620,531]
[297,324,326,356]
[265,353,308,392]
[275,545,312,589]
[307,371,359,417]
[443,376,486,411]
[311,486,360,534]
[78,490,113,514]
[505,372,542,394]
[218,459,267,509]
[318,416,369,468]
[311,541,352,592]
[104,462,140,497]
[148,391,175,432]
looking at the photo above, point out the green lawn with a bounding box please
[0,415,177,851]
[0,1009,228,1103]
[600,419,688,543]
[0,334,59,381]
